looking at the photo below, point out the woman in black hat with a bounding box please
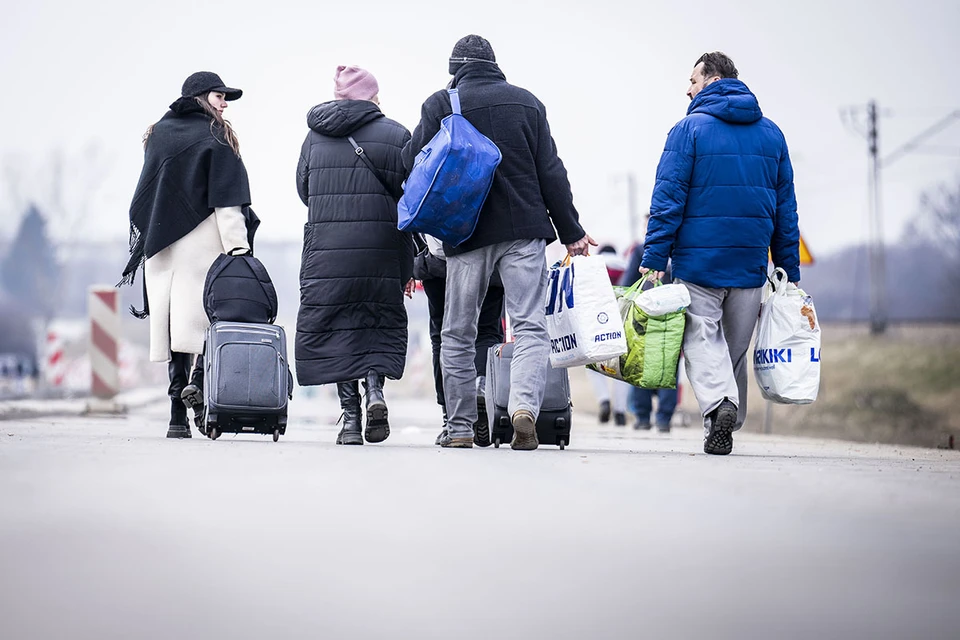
[121,71,254,439]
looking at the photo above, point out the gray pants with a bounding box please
[676,280,762,434]
[441,239,548,438]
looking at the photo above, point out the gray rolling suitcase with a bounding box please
[485,342,573,449]
[203,321,292,442]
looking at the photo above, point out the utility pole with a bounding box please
[866,101,887,335]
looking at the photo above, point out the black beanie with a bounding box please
[449,35,496,75]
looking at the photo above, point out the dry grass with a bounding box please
[569,323,960,449]
[748,323,960,448]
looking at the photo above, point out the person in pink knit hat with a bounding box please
[333,65,380,103]
[295,65,414,447]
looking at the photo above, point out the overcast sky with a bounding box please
[1,0,958,260]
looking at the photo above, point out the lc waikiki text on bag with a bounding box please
[588,275,687,389]
[544,254,627,368]
[753,267,821,404]
[397,88,501,247]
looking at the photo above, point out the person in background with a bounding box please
[588,244,630,426]
[295,65,415,446]
[621,241,678,432]
[121,71,253,439]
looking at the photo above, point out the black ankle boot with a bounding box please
[435,405,448,446]
[167,352,192,439]
[362,369,389,443]
[336,381,363,445]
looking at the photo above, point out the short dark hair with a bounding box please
[695,52,738,79]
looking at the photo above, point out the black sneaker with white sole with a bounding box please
[704,399,737,455]
[474,396,491,447]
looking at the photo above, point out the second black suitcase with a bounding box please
[485,342,572,449]
[203,321,293,442]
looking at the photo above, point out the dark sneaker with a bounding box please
[510,409,539,451]
[474,396,491,447]
[614,411,627,426]
[598,400,611,424]
[166,423,191,439]
[439,432,473,448]
[656,423,672,434]
[634,419,652,431]
[704,400,737,455]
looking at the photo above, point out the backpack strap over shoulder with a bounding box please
[447,88,461,115]
[346,135,403,201]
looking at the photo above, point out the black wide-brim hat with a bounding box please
[181,71,243,101]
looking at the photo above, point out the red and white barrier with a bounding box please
[45,330,65,387]
[89,286,120,399]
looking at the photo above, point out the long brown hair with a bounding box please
[142,95,241,157]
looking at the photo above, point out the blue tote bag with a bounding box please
[398,88,501,247]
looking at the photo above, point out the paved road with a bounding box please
[2,391,959,639]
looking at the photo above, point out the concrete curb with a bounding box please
[0,388,167,421]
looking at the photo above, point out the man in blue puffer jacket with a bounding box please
[640,52,800,455]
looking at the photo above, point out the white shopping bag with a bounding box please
[635,282,691,316]
[545,254,627,368]
[754,268,821,404]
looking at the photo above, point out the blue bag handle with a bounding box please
[448,88,461,115]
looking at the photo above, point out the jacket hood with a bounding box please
[307,99,384,137]
[687,79,762,124]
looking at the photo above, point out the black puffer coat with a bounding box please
[295,100,413,386]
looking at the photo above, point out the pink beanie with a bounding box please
[333,65,379,101]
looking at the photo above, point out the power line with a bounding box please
[883,110,960,168]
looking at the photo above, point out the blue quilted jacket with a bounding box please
[641,79,800,288]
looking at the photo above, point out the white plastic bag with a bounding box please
[545,255,627,368]
[754,268,821,404]
[425,234,445,258]
[635,282,691,316]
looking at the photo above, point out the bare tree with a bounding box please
[0,144,112,253]
[907,177,960,316]
[0,204,60,320]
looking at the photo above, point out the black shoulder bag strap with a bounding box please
[346,136,403,201]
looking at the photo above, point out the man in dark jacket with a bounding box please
[640,52,800,455]
[295,65,414,446]
[403,35,594,450]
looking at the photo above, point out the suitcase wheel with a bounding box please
[559,438,566,451]
[494,437,501,448]
[209,426,220,441]
[273,428,280,443]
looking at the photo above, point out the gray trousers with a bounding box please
[676,280,762,434]
[441,239,548,438]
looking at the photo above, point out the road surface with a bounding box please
[1,390,959,639]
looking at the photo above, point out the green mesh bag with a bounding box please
[588,279,685,389]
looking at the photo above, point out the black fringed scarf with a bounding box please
[120,98,251,317]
